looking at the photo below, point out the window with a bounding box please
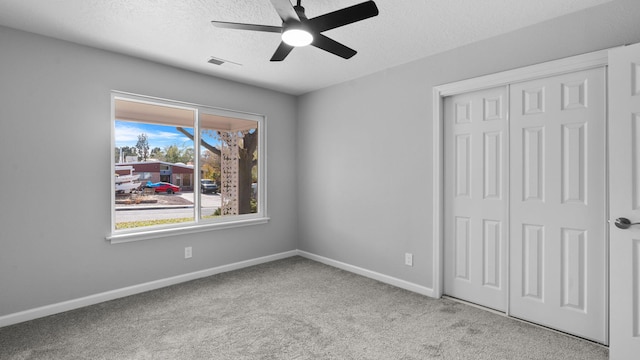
[109,92,267,243]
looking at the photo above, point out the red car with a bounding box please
[145,181,180,194]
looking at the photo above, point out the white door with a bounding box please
[609,42,640,359]
[444,86,508,311]
[509,68,607,343]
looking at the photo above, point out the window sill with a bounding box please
[106,217,270,244]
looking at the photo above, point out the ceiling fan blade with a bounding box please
[269,0,300,23]
[307,1,379,33]
[211,21,282,33]
[270,42,294,61]
[311,34,357,59]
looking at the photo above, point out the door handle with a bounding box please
[614,217,640,229]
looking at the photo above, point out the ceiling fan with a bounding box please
[211,0,379,61]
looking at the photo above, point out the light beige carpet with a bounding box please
[0,256,608,359]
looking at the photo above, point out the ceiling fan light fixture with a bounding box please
[282,27,313,47]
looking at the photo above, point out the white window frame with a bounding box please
[108,91,268,244]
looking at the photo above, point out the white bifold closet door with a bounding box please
[509,68,606,344]
[444,86,509,312]
[444,67,606,344]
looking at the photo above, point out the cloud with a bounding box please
[115,122,192,148]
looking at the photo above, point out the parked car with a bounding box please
[201,179,219,194]
[145,181,180,194]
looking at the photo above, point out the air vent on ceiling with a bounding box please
[207,57,241,66]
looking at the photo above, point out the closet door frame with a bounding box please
[432,49,609,303]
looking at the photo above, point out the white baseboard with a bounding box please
[1,249,435,328]
[297,250,436,297]
[0,250,298,328]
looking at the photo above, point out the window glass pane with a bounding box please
[111,94,265,240]
[114,98,195,230]
[200,112,259,219]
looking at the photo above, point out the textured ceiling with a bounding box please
[0,0,611,95]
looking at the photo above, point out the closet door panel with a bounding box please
[509,67,606,344]
[444,86,508,311]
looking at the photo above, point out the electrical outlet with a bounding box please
[184,246,192,259]
[405,252,413,266]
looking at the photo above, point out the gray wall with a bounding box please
[297,0,640,289]
[0,27,298,316]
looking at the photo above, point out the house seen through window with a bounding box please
[111,94,265,238]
